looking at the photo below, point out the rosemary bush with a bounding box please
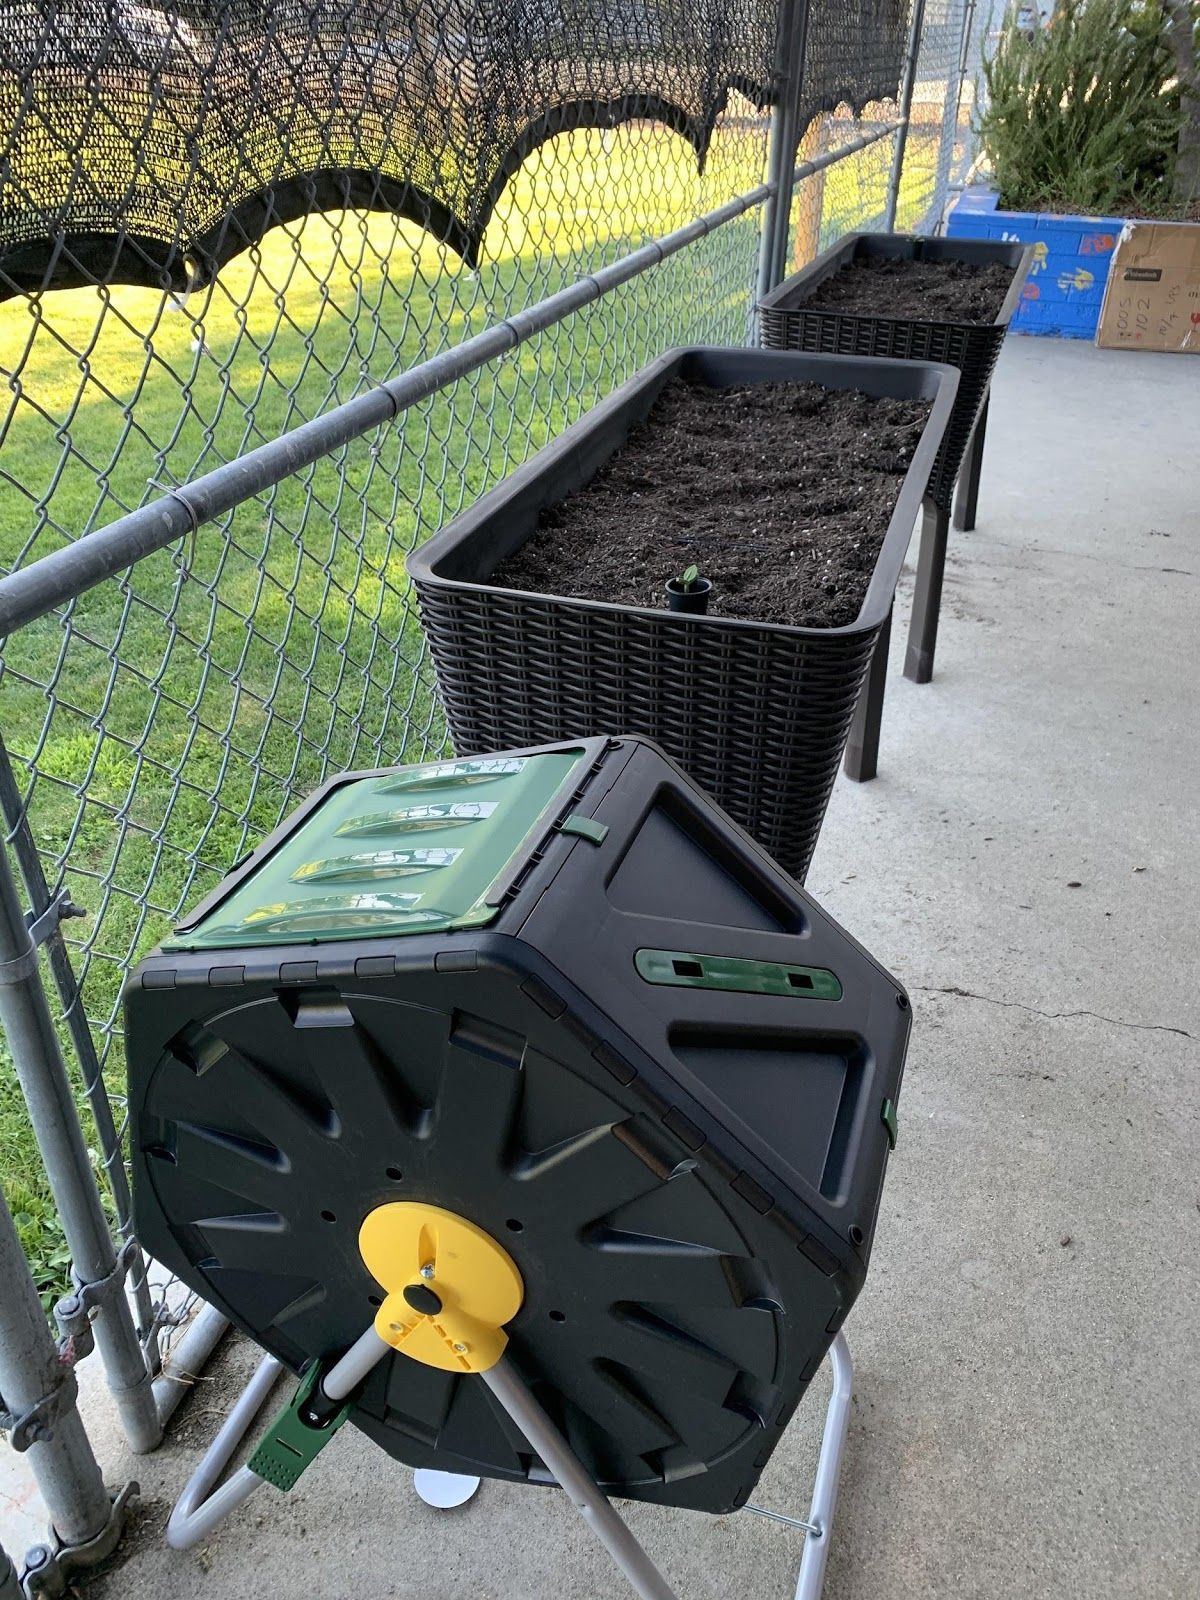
[978,0,1189,216]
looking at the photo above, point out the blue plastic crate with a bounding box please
[947,187,1123,339]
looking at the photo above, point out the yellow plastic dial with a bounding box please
[358,1202,524,1374]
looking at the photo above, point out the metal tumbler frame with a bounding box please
[166,1321,854,1600]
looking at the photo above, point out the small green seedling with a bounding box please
[678,564,700,592]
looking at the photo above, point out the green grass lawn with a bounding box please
[0,109,941,1303]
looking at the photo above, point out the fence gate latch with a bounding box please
[0,1363,81,1453]
[53,1236,141,1362]
[28,887,88,947]
[0,887,87,988]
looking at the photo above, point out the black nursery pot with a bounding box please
[665,575,712,614]
[758,234,1033,509]
[408,346,959,882]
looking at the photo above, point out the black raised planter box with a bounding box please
[758,234,1033,691]
[759,234,1031,510]
[408,346,958,883]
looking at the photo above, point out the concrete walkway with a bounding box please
[10,336,1200,1599]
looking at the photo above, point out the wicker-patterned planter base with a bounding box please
[409,346,958,881]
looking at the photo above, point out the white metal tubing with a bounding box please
[481,1358,679,1600]
[793,1332,854,1600]
[166,1325,390,1551]
[164,1320,856,1600]
[153,1303,231,1426]
[165,1354,284,1550]
[320,1326,392,1401]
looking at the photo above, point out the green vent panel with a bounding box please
[165,750,585,951]
[635,949,842,1002]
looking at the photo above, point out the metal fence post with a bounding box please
[951,0,981,186]
[0,738,159,1374]
[0,1538,22,1600]
[884,0,930,229]
[929,0,975,226]
[756,0,811,305]
[0,1168,133,1586]
[0,838,162,1455]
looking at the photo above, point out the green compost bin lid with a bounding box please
[163,749,587,952]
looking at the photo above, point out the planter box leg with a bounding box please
[953,394,989,533]
[904,500,950,685]
[844,605,892,783]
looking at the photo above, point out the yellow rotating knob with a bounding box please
[358,1202,524,1374]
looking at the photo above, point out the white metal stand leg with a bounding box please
[482,1359,679,1600]
[321,1327,393,1400]
[481,1335,853,1600]
[167,1328,392,1551]
[745,1335,855,1596]
[793,1332,854,1600]
[166,1327,854,1600]
[166,1353,284,1550]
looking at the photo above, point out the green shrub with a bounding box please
[978,0,1187,216]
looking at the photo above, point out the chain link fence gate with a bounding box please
[0,0,981,1582]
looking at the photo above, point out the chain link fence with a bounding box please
[0,100,776,1366]
[779,0,989,288]
[0,0,981,1580]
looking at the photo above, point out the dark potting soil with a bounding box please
[492,379,930,629]
[802,255,1014,323]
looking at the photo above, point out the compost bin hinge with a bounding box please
[247,1359,355,1492]
[0,889,87,988]
[53,1236,141,1359]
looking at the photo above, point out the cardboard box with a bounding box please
[1097,221,1200,353]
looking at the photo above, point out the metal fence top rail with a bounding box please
[0,119,899,642]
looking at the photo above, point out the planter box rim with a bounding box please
[408,344,960,640]
[757,230,1036,334]
[953,184,1125,229]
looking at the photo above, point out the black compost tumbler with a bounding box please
[127,736,910,1513]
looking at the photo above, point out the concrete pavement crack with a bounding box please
[980,538,1195,578]
[912,984,1193,1040]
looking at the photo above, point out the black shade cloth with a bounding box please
[0,0,909,299]
[800,0,910,134]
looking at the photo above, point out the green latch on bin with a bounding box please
[635,949,842,1002]
[880,1098,898,1151]
[247,1361,353,1493]
[558,814,609,845]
